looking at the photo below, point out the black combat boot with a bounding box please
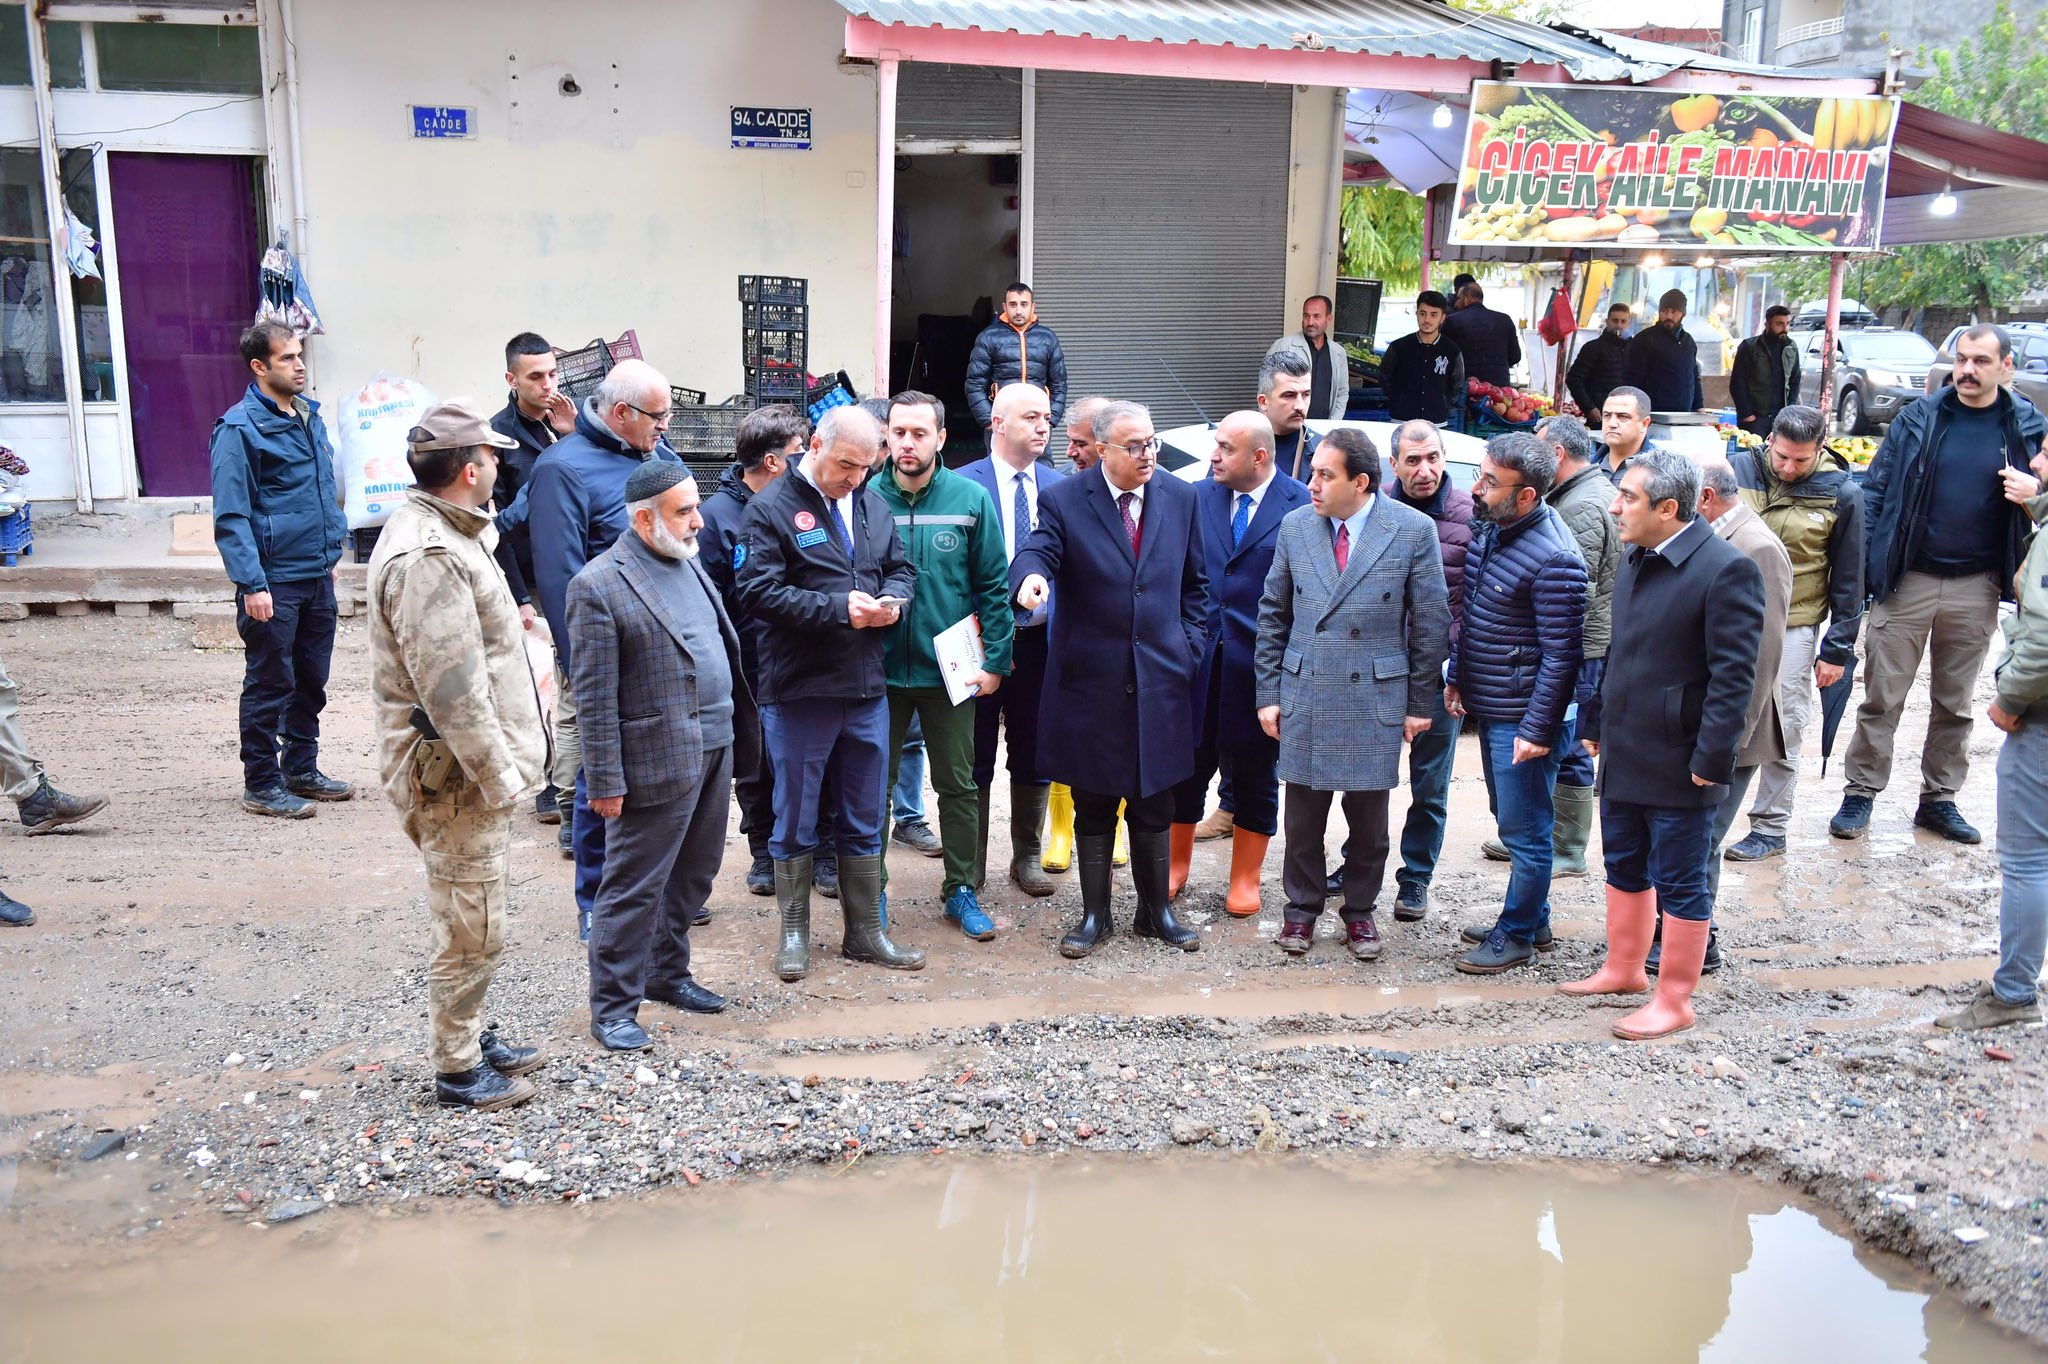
[435,1063,535,1111]
[479,1029,545,1077]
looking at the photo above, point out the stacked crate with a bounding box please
[740,275,809,403]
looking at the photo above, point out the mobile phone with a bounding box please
[874,595,909,609]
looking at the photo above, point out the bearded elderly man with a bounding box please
[567,461,756,1053]
[369,400,550,1112]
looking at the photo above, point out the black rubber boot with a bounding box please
[1060,834,1117,959]
[774,853,813,982]
[435,1063,535,1111]
[1129,828,1199,951]
[839,853,925,970]
[1009,781,1056,897]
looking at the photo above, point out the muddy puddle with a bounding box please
[2,1155,2032,1362]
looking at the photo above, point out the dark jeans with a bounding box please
[973,623,1048,786]
[1073,787,1171,836]
[733,666,774,860]
[570,769,609,920]
[1601,796,1716,922]
[1394,708,1460,890]
[236,575,337,788]
[1556,658,1604,788]
[1285,784,1390,921]
[762,696,888,861]
[1172,735,1280,836]
[1479,719,1565,944]
[586,746,732,1023]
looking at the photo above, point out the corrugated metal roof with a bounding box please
[836,0,1806,83]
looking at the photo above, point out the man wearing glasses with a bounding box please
[1014,400,1212,959]
[525,358,685,940]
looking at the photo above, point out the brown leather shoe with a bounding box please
[1277,916,1313,955]
[1344,915,1383,962]
[1193,807,1235,841]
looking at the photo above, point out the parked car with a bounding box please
[1796,326,1938,435]
[1788,299,1880,335]
[1924,319,2048,410]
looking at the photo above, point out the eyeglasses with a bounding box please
[1472,472,1524,493]
[1102,437,1162,458]
[626,402,674,426]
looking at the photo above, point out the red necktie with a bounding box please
[1118,492,1141,557]
[1334,522,1350,572]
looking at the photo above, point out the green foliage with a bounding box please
[1447,0,1567,22]
[1339,184,1425,291]
[1774,0,2048,314]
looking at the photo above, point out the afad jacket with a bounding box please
[871,462,1015,690]
[209,383,346,593]
[733,466,916,706]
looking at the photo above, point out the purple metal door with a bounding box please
[108,153,260,497]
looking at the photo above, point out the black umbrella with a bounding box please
[1818,653,1859,774]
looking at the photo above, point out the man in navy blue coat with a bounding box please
[1013,399,1212,958]
[957,382,1065,896]
[521,358,682,938]
[1171,410,1308,919]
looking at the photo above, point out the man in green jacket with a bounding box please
[876,391,1015,939]
[1939,443,2048,1031]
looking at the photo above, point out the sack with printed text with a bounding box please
[339,373,435,530]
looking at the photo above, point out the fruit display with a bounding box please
[1831,435,1880,465]
[1717,424,1763,451]
[1469,379,1555,427]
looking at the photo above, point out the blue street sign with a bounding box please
[411,106,474,140]
[731,106,812,151]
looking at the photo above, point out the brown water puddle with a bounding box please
[0,1155,2030,1362]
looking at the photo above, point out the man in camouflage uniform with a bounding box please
[369,400,551,1111]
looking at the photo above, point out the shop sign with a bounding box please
[410,105,475,140]
[1448,81,1895,253]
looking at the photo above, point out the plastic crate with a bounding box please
[741,300,808,332]
[606,329,642,362]
[349,526,380,565]
[743,327,808,370]
[0,505,30,566]
[666,396,750,456]
[806,371,857,423]
[554,338,615,400]
[746,366,809,401]
[670,384,706,409]
[739,274,808,306]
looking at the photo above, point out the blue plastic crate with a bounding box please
[0,505,31,567]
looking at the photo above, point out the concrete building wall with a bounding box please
[290,0,881,408]
[1282,85,1345,330]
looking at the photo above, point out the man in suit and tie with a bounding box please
[958,382,1064,897]
[567,461,757,1052]
[1256,428,1450,960]
[1171,410,1310,917]
[1563,449,1764,1041]
[1014,400,1212,958]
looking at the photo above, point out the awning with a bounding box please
[1880,102,2048,245]
[840,0,1881,94]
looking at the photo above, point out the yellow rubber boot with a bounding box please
[1041,783,1075,873]
[1113,800,1130,867]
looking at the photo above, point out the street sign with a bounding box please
[731,106,812,151]
[410,106,475,140]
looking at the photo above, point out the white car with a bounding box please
[1159,419,1490,487]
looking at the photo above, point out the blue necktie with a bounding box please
[1231,492,1252,547]
[1012,471,1033,557]
[832,501,854,559]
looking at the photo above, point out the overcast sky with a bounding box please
[1556,0,1723,26]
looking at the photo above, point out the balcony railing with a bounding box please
[1777,16,1845,47]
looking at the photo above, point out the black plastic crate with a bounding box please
[554,338,614,400]
[666,396,750,456]
[739,274,808,306]
[746,366,809,401]
[670,384,706,408]
[743,327,808,370]
[741,300,808,331]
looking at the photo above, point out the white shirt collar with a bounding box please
[1644,519,1690,557]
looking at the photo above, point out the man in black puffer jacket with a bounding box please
[1447,432,1587,975]
[965,283,1068,435]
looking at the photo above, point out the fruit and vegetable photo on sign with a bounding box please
[1450,82,1896,253]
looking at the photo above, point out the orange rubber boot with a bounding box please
[1559,886,1657,996]
[1614,916,1710,1040]
[1224,828,1270,918]
[1168,822,1196,900]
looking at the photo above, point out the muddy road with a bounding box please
[0,613,2041,1342]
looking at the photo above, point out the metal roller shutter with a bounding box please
[1033,72,1291,429]
[897,63,1022,143]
